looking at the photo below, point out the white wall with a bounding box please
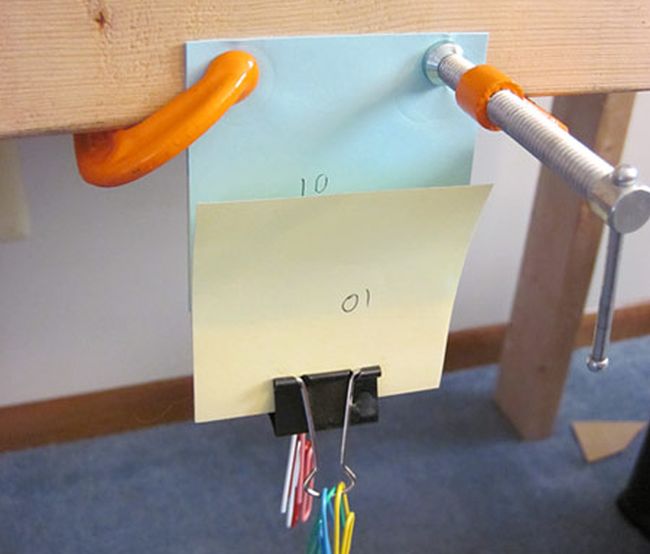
[1,93,649,406]
[1,137,192,406]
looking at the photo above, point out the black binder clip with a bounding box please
[269,366,381,437]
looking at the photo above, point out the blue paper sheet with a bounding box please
[186,33,487,237]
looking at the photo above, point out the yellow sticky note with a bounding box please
[193,185,491,422]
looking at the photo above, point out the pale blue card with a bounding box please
[186,33,487,238]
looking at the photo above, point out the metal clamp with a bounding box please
[75,51,259,187]
[423,41,650,371]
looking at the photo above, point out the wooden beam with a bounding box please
[2,1,650,137]
[1,301,648,452]
[495,92,637,440]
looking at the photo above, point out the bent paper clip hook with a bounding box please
[74,50,258,187]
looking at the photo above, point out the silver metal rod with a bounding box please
[423,42,473,88]
[422,40,650,372]
[587,229,623,371]
[296,376,320,498]
[339,371,358,494]
[437,54,475,90]
[487,90,613,215]
[425,41,650,235]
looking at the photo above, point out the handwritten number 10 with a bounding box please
[301,174,329,196]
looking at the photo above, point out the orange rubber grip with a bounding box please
[74,50,259,187]
[455,64,524,131]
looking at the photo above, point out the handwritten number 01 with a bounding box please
[341,289,371,313]
[301,174,329,196]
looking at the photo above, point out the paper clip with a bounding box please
[285,436,301,528]
[339,371,359,494]
[321,488,333,554]
[280,434,298,514]
[307,487,335,554]
[334,481,356,554]
[300,440,315,522]
[280,433,315,525]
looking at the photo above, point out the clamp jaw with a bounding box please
[423,40,650,371]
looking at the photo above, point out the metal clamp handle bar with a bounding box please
[423,40,650,371]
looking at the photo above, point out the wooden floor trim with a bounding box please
[1,301,649,452]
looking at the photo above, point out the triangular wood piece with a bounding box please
[572,420,647,463]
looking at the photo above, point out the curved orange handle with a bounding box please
[74,51,259,187]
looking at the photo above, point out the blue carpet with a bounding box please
[1,337,649,553]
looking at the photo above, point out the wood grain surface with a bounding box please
[2,1,650,136]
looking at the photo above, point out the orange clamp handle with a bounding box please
[455,64,525,131]
[74,50,259,187]
[455,63,568,133]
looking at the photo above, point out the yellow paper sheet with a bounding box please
[192,185,491,423]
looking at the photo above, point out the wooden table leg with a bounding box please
[495,92,636,440]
